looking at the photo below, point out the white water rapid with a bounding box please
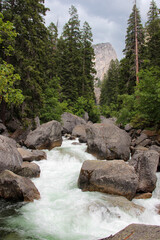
[0,138,160,240]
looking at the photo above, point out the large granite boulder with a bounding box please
[72,124,87,143]
[61,112,86,134]
[0,135,22,173]
[86,123,131,160]
[25,120,62,150]
[0,170,40,202]
[129,150,159,192]
[17,148,47,162]
[16,162,40,178]
[100,224,160,240]
[78,160,138,200]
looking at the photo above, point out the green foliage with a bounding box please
[133,67,160,128]
[116,94,135,126]
[72,96,100,123]
[0,61,24,105]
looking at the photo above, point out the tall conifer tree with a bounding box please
[122,4,144,94]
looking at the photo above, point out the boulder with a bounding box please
[83,112,89,122]
[100,224,160,240]
[129,150,159,192]
[16,162,40,178]
[11,128,31,145]
[86,123,131,160]
[0,135,22,173]
[78,160,138,200]
[135,133,148,146]
[72,124,87,143]
[24,120,62,150]
[0,170,40,202]
[17,148,47,162]
[0,123,9,136]
[61,112,86,134]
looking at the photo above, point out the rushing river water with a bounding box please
[0,138,160,240]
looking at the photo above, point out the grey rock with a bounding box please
[100,224,160,240]
[17,148,47,162]
[129,150,159,192]
[93,42,117,82]
[16,162,40,178]
[61,112,86,134]
[86,123,131,160]
[0,135,22,173]
[34,116,40,128]
[72,124,87,143]
[0,170,40,202]
[78,160,138,200]
[124,123,133,132]
[25,120,62,150]
[83,112,89,122]
[135,133,148,145]
[0,123,9,136]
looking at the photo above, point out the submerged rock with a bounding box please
[0,135,22,173]
[0,170,40,202]
[78,160,138,200]
[86,123,131,160]
[100,223,160,240]
[25,120,62,150]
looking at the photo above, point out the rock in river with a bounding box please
[78,160,138,200]
[86,123,131,160]
[25,120,62,150]
[0,170,40,202]
[0,135,22,173]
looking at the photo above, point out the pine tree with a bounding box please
[81,21,95,100]
[145,0,160,66]
[1,0,53,118]
[100,59,119,106]
[58,5,82,104]
[122,4,144,94]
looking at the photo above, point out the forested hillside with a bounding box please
[100,0,160,129]
[0,1,99,125]
[0,0,160,130]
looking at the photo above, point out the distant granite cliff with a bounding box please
[93,42,117,82]
[93,42,117,104]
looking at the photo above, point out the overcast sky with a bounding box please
[44,0,160,60]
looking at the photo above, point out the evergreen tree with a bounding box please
[81,21,95,100]
[122,4,144,94]
[100,59,119,106]
[1,0,54,118]
[145,0,160,66]
[59,5,82,104]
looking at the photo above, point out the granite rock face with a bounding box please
[93,42,117,104]
[93,43,117,82]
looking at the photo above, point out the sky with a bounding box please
[44,0,160,60]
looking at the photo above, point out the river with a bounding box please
[0,138,160,240]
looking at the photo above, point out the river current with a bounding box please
[0,138,160,240]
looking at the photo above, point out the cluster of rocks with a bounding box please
[0,120,62,202]
[1,112,160,205]
[61,113,160,201]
